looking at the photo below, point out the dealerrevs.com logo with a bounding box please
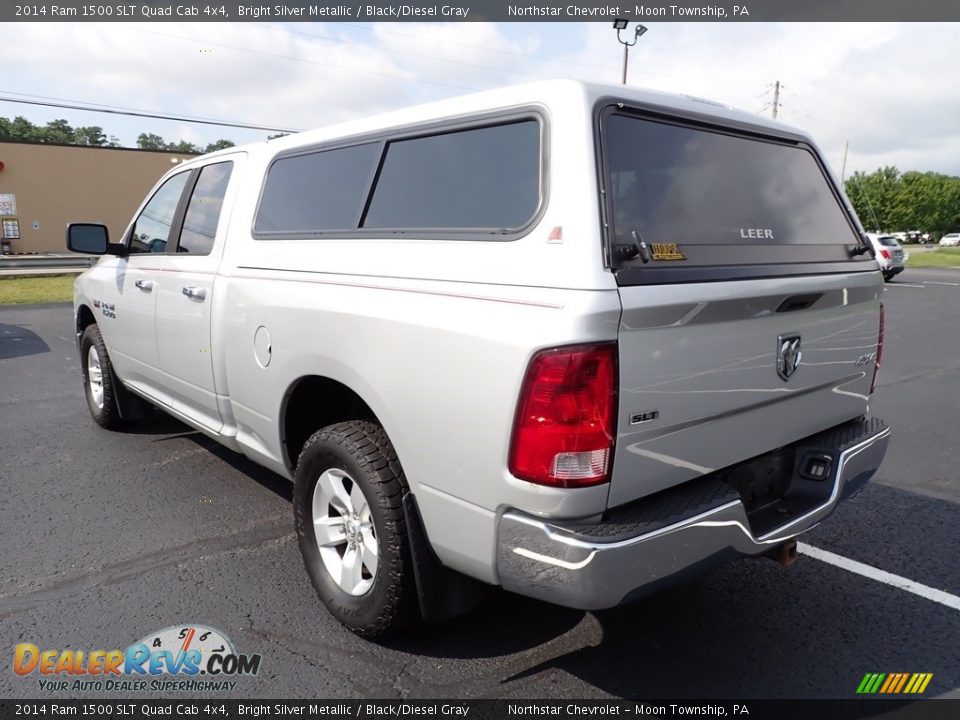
[13,624,261,692]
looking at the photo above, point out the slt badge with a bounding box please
[777,334,802,381]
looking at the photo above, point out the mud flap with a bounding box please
[403,493,483,623]
[112,371,153,421]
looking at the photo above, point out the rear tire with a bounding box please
[293,420,418,637]
[80,324,124,430]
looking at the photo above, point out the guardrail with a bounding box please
[0,254,95,269]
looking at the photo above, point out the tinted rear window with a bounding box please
[362,120,540,230]
[604,113,860,262]
[254,118,541,238]
[877,236,899,247]
[255,143,379,233]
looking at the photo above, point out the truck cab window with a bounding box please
[127,172,190,254]
[176,162,234,255]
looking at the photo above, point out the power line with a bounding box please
[278,22,770,89]
[337,21,605,71]
[130,22,770,92]
[1,27,775,138]
[0,92,299,134]
[256,23,552,82]
[126,26,482,93]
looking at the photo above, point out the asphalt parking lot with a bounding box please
[1,267,958,701]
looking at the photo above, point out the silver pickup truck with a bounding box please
[68,80,889,637]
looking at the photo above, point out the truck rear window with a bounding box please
[602,111,866,278]
[255,144,379,234]
[363,121,540,231]
[254,118,541,238]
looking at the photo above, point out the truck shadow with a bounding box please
[382,588,586,660]
[128,412,295,501]
[115,414,959,705]
[0,322,51,360]
[383,485,958,702]
[383,562,942,707]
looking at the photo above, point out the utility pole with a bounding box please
[840,140,849,182]
[621,45,629,85]
[772,80,780,119]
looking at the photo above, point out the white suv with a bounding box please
[866,233,907,281]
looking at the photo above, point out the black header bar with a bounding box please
[3,0,960,22]
[3,699,960,720]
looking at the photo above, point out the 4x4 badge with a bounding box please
[777,334,802,380]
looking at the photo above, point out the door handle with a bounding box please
[134,279,154,292]
[182,286,206,301]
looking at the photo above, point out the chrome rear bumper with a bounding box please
[496,418,889,610]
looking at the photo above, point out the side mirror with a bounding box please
[66,223,125,256]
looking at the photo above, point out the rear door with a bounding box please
[155,158,238,432]
[597,108,883,506]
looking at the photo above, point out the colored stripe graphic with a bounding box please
[857,673,932,694]
[893,673,909,693]
[888,674,906,693]
[859,674,881,694]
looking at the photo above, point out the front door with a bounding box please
[94,171,192,391]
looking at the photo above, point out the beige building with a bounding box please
[0,142,196,254]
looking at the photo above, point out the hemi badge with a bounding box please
[630,410,659,425]
[651,243,686,261]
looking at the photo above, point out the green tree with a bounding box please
[0,116,226,154]
[166,140,201,154]
[845,166,901,232]
[0,116,42,142]
[136,133,168,150]
[73,126,107,146]
[39,119,75,144]
[845,167,960,236]
[203,139,235,153]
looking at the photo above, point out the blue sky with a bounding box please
[2,22,958,177]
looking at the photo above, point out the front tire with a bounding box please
[293,421,418,637]
[80,324,124,430]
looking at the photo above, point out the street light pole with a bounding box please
[613,20,647,85]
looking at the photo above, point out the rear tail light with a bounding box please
[880,249,891,259]
[509,344,617,488]
[870,303,884,394]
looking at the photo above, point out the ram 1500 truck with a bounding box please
[68,81,890,636]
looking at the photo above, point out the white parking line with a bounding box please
[884,283,925,288]
[798,543,960,611]
[923,280,960,287]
